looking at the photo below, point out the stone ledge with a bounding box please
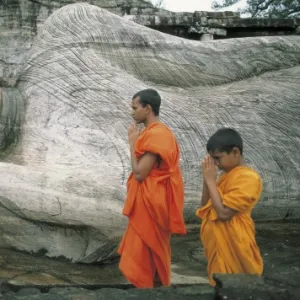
[193,11,241,19]
[207,17,300,28]
[214,274,299,300]
[2,275,300,300]
[188,26,227,36]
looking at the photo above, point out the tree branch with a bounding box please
[215,0,300,18]
[286,7,300,17]
[153,0,164,8]
[212,0,241,10]
[251,0,267,18]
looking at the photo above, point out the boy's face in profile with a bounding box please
[209,148,241,172]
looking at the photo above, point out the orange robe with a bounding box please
[118,122,186,288]
[196,166,263,286]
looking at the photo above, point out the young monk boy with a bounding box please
[196,128,263,286]
[118,89,186,288]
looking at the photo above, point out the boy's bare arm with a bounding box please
[206,181,237,221]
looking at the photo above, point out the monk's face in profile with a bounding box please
[209,148,241,172]
[131,96,148,124]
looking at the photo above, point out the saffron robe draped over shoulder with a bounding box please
[196,166,263,286]
[118,122,186,288]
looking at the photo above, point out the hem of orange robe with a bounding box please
[118,263,154,289]
[129,222,172,285]
[154,270,171,288]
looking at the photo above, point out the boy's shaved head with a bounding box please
[207,128,243,155]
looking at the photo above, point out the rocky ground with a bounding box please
[0,221,299,299]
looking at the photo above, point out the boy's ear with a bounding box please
[232,147,241,156]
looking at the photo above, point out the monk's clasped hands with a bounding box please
[128,123,142,147]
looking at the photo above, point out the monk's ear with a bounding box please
[146,104,152,114]
[232,147,241,156]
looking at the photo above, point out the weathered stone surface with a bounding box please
[16,288,41,297]
[0,2,300,262]
[214,273,265,288]
[214,274,296,300]
[1,287,214,300]
[0,228,209,290]
[1,0,300,89]
[1,223,299,299]
[0,0,153,87]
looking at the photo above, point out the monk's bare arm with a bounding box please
[206,181,237,221]
[201,181,210,207]
[130,146,157,182]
